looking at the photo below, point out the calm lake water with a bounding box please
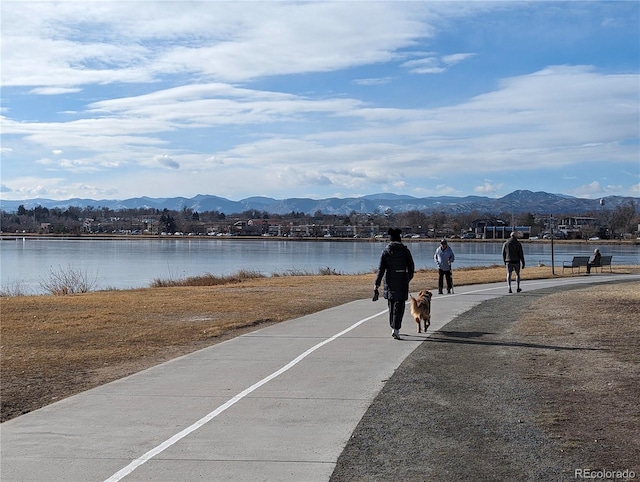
[2,237,638,295]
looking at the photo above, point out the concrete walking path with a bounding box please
[2,274,636,482]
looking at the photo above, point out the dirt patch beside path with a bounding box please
[513,282,640,475]
[330,281,639,481]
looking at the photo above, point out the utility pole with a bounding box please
[550,214,555,275]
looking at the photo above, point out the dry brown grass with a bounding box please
[1,265,638,422]
[512,282,640,469]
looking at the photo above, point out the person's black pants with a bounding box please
[388,299,405,330]
[438,269,453,292]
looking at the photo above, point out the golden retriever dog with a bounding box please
[410,290,432,333]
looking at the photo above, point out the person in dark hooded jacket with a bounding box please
[502,231,525,293]
[374,228,415,339]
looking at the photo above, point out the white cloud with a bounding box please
[205,156,224,166]
[153,155,180,170]
[442,53,476,65]
[30,87,82,95]
[402,56,446,74]
[434,184,460,196]
[474,182,504,196]
[0,176,117,200]
[402,52,475,74]
[1,2,437,88]
[570,181,631,199]
[353,77,394,86]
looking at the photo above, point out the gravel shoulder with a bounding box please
[330,281,639,481]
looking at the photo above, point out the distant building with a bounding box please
[557,216,597,239]
[233,219,267,235]
[483,225,531,239]
[470,219,531,239]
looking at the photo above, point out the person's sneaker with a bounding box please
[447,289,451,294]
[438,291,443,295]
[517,288,522,293]
[509,288,513,293]
[392,329,400,339]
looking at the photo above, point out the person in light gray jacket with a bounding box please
[434,239,455,294]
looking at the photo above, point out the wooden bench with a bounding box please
[562,256,589,273]
[589,255,613,273]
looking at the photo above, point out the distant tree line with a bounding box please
[1,201,638,239]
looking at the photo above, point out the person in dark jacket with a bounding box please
[587,248,601,274]
[374,228,415,339]
[502,231,525,293]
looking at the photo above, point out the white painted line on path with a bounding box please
[103,308,389,482]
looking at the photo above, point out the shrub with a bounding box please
[39,264,99,295]
[0,281,31,297]
[150,269,265,288]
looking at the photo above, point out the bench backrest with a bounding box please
[572,256,590,266]
[599,255,612,265]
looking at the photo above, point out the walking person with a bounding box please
[374,228,415,339]
[434,239,455,294]
[502,231,525,293]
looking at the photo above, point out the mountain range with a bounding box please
[1,190,637,216]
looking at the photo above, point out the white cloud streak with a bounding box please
[1,2,432,87]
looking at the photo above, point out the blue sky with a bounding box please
[1,1,638,202]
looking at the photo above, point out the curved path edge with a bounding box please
[330,278,640,481]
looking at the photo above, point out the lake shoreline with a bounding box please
[2,233,638,245]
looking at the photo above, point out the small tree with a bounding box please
[611,201,636,238]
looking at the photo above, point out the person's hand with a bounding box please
[372,288,379,302]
